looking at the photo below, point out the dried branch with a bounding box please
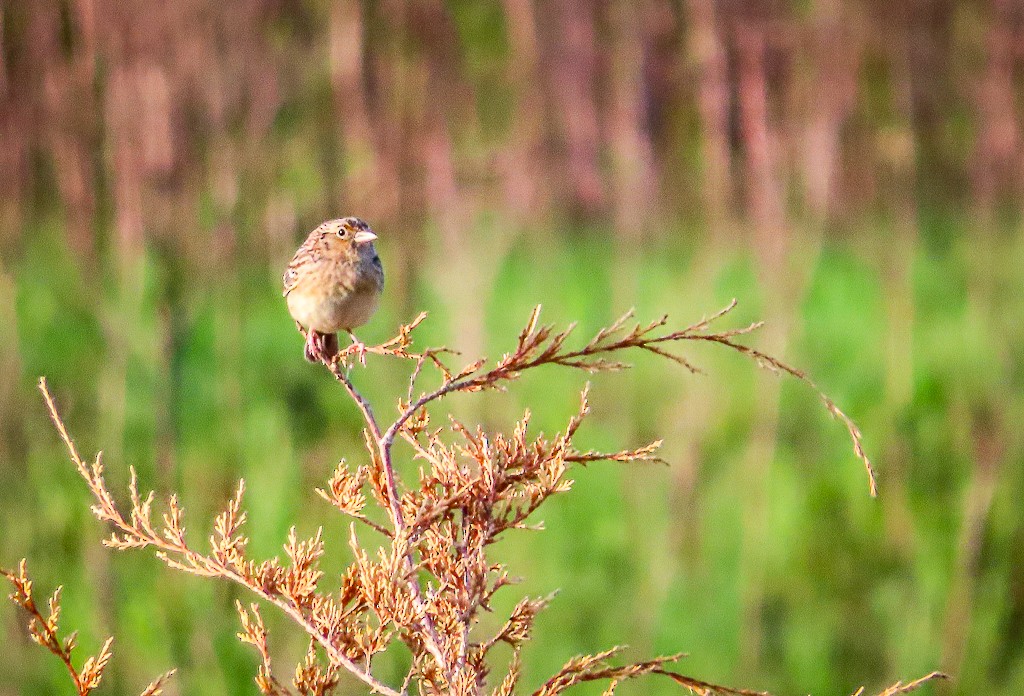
[672,302,877,496]
[138,670,177,696]
[853,672,950,696]
[533,647,770,696]
[38,378,404,696]
[339,302,875,497]
[2,558,175,696]
[34,302,929,696]
[236,601,296,695]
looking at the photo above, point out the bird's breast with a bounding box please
[286,279,380,333]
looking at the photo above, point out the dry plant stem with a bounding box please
[324,360,454,684]
[678,305,877,496]
[530,646,772,696]
[3,561,91,693]
[326,361,382,441]
[371,301,874,496]
[139,671,177,696]
[2,559,176,696]
[37,379,404,696]
[857,671,949,696]
[224,567,399,696]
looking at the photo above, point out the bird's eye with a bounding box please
[336,228,348,239]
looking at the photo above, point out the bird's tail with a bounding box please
[322,332,339,361]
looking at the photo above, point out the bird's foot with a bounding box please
[344,332,368,367]
[303,330,321,362]
[304,331,339,363]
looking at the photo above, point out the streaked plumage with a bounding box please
[283,217,384,362]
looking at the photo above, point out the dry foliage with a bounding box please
[27,302,946,695]
[1,559,175,696]
[851,672,949,696]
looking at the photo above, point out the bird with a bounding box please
[283,217,384,363]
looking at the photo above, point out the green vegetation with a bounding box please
[3,0,1021,692]
[2,216,1019,694]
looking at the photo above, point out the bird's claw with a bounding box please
[346,336,368,367]
[304,330,340,364]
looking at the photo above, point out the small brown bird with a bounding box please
[283,217,384,362]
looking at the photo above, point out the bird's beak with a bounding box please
[353,230,377,244]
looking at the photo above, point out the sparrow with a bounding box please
[283,217,384,362]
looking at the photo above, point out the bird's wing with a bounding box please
[282,264,299,296]
[283,233,322,296]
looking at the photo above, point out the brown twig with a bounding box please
[3,560,92,693]
[360,302,876,496]
[2,558,175,696]
[871,671,950,696]
[322,369,454,684]
[38,378,404,696]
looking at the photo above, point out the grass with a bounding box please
[1,216,1018,695]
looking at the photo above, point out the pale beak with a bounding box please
[353,229,378,244]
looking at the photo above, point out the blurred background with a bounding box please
[1,0,1022,694]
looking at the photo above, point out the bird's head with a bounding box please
[321,217,378,246]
